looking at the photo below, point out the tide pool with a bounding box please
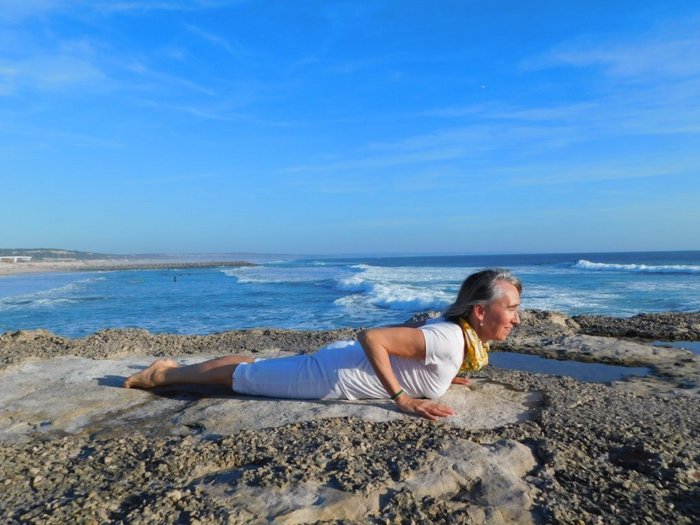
[489,352,651,383]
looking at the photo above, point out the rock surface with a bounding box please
[573,311,700,340]
[1,310,699,524]
[0,353,541,442]
[204,439,537,525]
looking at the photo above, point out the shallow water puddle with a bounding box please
[651,340,700,355]
[489,352,651,383]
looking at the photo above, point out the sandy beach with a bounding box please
[0,259,255,277]
[1,311,698,524]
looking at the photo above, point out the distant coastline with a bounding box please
[0,259,256,277]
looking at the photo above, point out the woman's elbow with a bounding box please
[357,328,378,348]
[357,328,369,345]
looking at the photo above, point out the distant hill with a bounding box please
[0,248,121,261]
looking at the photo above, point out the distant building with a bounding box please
[0,256,32,263]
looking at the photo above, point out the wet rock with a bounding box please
[404,310,443,324]
[510,309,581,338]
[574,312,700,340]
[509,334,693,365]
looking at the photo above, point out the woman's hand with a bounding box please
[451,376,471,386]
[395,395,454,420]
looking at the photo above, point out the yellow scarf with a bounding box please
[457,318,490,373]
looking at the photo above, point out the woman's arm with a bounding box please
[357,327,455,420]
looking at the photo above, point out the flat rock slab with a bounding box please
[0,354,541,442]
[201,438,537,525]
[539,334,696,365]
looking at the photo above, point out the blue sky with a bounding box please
[1,1,699,255]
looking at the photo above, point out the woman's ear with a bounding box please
[472,304,486,325]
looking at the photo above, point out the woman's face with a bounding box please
[474,281,521,342]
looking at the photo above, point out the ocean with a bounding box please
[1,251,699,338]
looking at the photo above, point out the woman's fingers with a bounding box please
[410,399,454,420]
[426,402,454,418]
[451,376,470,385]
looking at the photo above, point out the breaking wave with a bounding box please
[335,264,457,313]
[0,277,106,312]
[574,259,700,274]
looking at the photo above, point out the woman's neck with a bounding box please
[466,314,488,343]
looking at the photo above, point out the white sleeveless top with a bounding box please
[314,320,464,400]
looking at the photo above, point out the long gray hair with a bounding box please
[443,268,522,323]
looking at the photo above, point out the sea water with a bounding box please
[1,251,699,338]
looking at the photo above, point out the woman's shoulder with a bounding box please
[422,316,457,328]
[419,318,462,338]
[424,315,446,325]
[421,319,464,367]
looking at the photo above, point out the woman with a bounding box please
[124,268,521,420]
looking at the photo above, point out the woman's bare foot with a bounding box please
[124,359,179,389]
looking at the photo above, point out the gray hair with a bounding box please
[443,268,522,323]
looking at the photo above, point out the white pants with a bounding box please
[231,348,347,400]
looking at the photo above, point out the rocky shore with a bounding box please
[1,311,699,524]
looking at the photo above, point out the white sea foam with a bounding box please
[524,284,624,314]
[371,283,452,311]
[222,261,473,289]
[337,274,375,293]
[341,263,476,286]
[334,263,458,313]
[0,277,103,312]
[334,285,451,313]
[575,259,700,274]
[221,265,344,285]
